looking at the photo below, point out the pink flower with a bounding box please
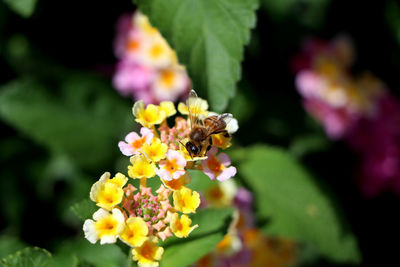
[151,68,190,102]
[112,12,190,104]
[303,98,358,139]
[347,94,400,196]
[156,150,186,181]
[113,60,154,96]
[201,147,236,181]
[114,13,133,59]
[296,70,325,99]
[118,127,154,156]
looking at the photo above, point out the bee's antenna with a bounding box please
[179,140,193,159]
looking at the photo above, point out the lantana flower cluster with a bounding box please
[294,36,400,196]
[113,11,190,104]
[293,36,384,139]
[83,97,238,266]
[196,180,298,267]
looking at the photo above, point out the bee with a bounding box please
[184,90,232,158]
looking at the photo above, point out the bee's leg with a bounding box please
[206,137,212,152]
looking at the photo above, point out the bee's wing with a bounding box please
[187,89,202,129]
[220,113,233,125]
[204,113,233,136]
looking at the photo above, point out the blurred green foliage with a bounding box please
[262,0,330,29]
[3,0,37,18]
[0,247,52,267]
[232,145,360,263]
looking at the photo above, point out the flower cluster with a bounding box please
[196,180,298,267]
[83,97,238,266]
[294,36,400,196]
[113,11,190,104]
[293,36,384,139]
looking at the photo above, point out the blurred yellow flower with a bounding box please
[159,101,177,117]
[173,186,200,214]
[170,213,198,238]
[205,179,237,208]
[216,232,242,256]
[177,97,208,117]
[134,11,159,37]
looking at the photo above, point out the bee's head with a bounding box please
[185,141,201,157]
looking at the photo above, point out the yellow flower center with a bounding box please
[175,219,183,231]
[150,44,164,59]
[160,70,176,88]
[96,216,118,237]
[217,234,232,251]
[140,242,154,259]
[131,138,145,149]
[163,177,184,190]
[208,186,223,200]
[165,159,178,173]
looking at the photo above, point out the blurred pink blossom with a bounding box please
[113,11,190,104]
[294,36,400,196]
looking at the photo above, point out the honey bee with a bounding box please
[184,90,232,158]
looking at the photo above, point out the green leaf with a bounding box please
[0,77,131,169]
[386,1,400,45]
[0,236,26,258]
[71,199,97,222]
[3,0,37,18]
[54,239,127,267]
[161,233,223,267]
[161,208,233,267]
[186,169,215,192]
[289,134,330,158]
[0,247,52,267]
[238,145,361,263]
[135,0,258,112]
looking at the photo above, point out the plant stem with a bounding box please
[140,178,147,187]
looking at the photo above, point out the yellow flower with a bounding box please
[212,132,232,149]
[177,97,208,117]
[142,138,168,163]
[170,213,198,238]
[134,12,159,37]
[108,172,128,187]
[159,101,177,118]
[132,237,164,267]
[120,217,149,247]
[173,187,200,214]
[162,172,190,191]
[128,154,156,179]
[205,180,237,208]
[133,100,166,128]
[90,172,128,211]
[216,232,242,256]
[140,36,176,69]
[83,208,125,245]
